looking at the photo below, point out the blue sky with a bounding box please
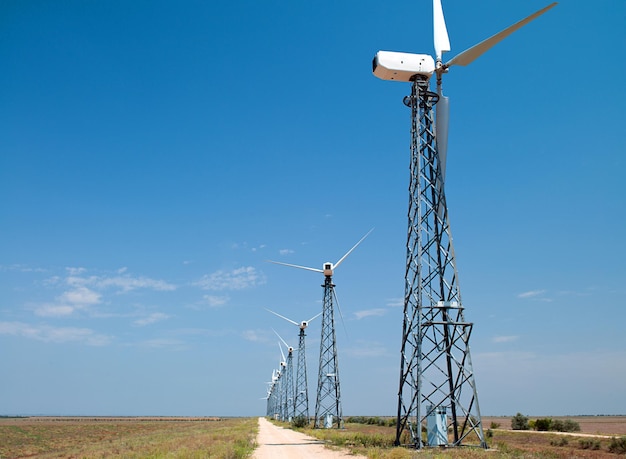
[1,0,625,417]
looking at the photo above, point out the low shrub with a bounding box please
[561,419,581,432]
[291,416,309,428]
[511,413,529,430]
[549,437,569,447]
[608,436,626,454]
[579,439,601,450]
[534,418,552,431]
[550,418,581,432]
[346,416,393,427]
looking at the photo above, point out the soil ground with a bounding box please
[482,416,626,436]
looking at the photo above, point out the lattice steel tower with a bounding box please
[277,338,295,421]
[314,274,342,428]
[277,361,286,421]
[394,77,485,448]
[294,321,312,422]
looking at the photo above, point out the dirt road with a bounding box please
[251,417,367,459]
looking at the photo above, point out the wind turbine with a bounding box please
[267,308,322,424]
[275,331,295,422]
[276,347,288,422]
[266,369,279,419]
[268,228,373,428]
[372,1,556,449]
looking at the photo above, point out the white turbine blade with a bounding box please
[436,94,450,183]
[333,228,374,270]
[266,260,323,274]
[273,328,290,350]
[332,289,349,340]
[433,0,450,61]
[265,308,299,326]
[277,341,286,362]
[306,311,323,323]
[445,2,557,68]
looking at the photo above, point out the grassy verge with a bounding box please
[0,417,257,458]
[278,419,625,458]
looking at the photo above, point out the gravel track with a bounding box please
[251,417,367,459]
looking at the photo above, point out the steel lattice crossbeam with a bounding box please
[395,78,486,449]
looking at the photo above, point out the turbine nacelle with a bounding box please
[373,2,556,85]
[372,1,557,186]
[372,51,435,82]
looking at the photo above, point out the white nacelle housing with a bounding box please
[373,51,435,82]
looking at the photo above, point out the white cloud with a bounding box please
[66,267,87,276]
[0,264,46,273]
[34,304,76,317]
[43,276,62,286]
[279,249,294,256]
[34,286,102,317]
[386,297,404,308]
[203,295,229,307]
[95,275,176,292]
[517,289,546,298]
[492,335,519,343]
[194,266,266,291]
[31,269,176,318]
[136,338,186,349]
[353,308,387,320]
[133,312,169,326]
[241,329,270,343]
[61,267,176,293]
[0,321,111,346]
[59,287,101,306]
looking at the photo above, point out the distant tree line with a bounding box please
[346,416,396,427]
[510,413,580,432]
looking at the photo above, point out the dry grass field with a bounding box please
[297,416,626,459]
[0,416,257,459]
[1,415,625,458]
[482,416,626,436]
